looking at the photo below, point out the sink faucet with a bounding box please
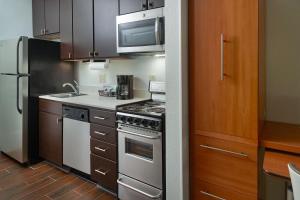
[62,80,80,95]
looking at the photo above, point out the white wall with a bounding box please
[265,0,300,124]
[75,56,166,95]
[165,0,189,199]
[0,0,32,40]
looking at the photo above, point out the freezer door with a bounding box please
[0,37,29,163]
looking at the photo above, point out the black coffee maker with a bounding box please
[116,75,134,100]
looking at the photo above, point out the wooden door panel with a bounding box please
[189,0,259,140]
[73,0,94,59]
[190,134,258,196]
[32,0,45,36]
[39,111,62,166]
[60,0,73,60]
[94,0,119,58]
[45,0,60,34]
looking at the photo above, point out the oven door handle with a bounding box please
[117,128,161,139]
[117,178,162,199]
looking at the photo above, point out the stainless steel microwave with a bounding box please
[116,8,165,54]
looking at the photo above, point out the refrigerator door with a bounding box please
[0,37,29,163]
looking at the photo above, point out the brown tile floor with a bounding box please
[0,153,117,200]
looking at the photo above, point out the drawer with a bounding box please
[39,99,62,115]
[191,180,257,200]
[91,154,117,193]
[91,138,117,162]
[190,134,258,195]
[264,150,300,178]
[90,124,116,144]
[90,109,116,127]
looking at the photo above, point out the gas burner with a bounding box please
[146,107,165,114]
[117,100,166,117]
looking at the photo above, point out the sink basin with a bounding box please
[50,93,87,98]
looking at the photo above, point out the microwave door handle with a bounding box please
[155,17,160,45]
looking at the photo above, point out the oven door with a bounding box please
[118,125,163,189]
[116,8,165,53]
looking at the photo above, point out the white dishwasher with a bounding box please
[63,106,91,175]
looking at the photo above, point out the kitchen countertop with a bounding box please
[39,94,148,110]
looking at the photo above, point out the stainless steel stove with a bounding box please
[116,81,165,200]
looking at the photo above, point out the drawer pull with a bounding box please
[200,144,248,158]
[94,147,107,152]
[94,116,106,120]
[95,169,110,176]
[200,191,226,200]
[94,131,107,136]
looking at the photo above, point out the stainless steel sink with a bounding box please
[50,93,87,98]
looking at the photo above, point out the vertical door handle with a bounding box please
[56,117,62,125]
[68,52,71,59]
[155,17,161,45]
[220,33,225,81]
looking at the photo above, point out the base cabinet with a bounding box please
[39,111,62,166]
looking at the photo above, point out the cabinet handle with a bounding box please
[141,1,147,10]
[220,33,225,81]
[44,29,48,34]
[94,131,107,136]
[148,1,154,8]
[95,169,110,176]
[40,29,44,35]
[94,51,99,57]
[94,116,106,120]
[68,52,71,59]
[94,147,107,152]
[199,144,248,158]
[56,117,62,125]
[200,191,226,200]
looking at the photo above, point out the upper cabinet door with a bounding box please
[189,0,259,140]
[44,0,60,34]
[32,0,45,36]
[119,0,147,15]
[148,0,164,9]
[60,0,73,60]
[73,0,94,59]
[94,0,119,58]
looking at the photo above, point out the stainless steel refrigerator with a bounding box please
[0,36,74,164]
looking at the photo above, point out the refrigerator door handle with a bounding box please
[16,74,30,114]
[16,37,23,74]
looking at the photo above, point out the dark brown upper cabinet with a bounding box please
[73,0,94,59]
[94,0,119,58]
[32,0,60,37]
[119,0,164,15]
[119,0,147,15]
[60,0,73,60]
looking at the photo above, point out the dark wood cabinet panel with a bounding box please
[32,0,45,36]
[91,154,117,193]
[39,111,62,166]
[44,0,60,34]
[60,0,73,60]
[94,0,119,58]
[148,0,164,9]
[91,138,117,161]
[90,124,117,145]
[119,0,147,15]
[39,99,62,115]
[90,109,116,127]
[73,0,94,59]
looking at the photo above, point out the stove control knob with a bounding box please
[134,118,141,125]
[142,119,149,127]
[127,117,134,124]
[120,116,127,123]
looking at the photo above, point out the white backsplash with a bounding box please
[75,56,166,98]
